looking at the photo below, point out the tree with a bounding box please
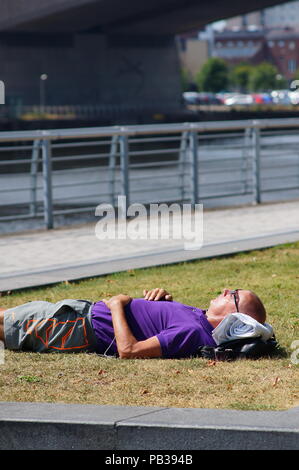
[195,58,229,93]
[248,62,279,92]
[230,63,254,93]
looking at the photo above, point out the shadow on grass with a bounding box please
[270,342,288,359]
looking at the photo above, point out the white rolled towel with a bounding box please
[212,312,274,346]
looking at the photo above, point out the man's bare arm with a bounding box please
[102,295,162,359]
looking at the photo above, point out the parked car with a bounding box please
[224,94,254,106]
[196,93,222,105]
[252,93,272,104]
[288,90,299,105]
[271,90,292,105]
[182,92,201,105]
[183,92,222,105]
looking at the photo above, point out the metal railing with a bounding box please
[1,117,299,230]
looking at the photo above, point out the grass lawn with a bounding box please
[0,241,298,411]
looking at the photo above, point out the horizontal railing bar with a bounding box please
[0,186,36,193]
[52,206,97,215]
[129,160,180,169]
[1,118,299,142]
[260,152,299,158]
[196,179,251,187]
[261,185,299,192]
[129,136,181,144]
[261,143,299,148]
[0,145,34,151]
[52,140,112,149]
[51,167,118,174]
[261,129,299,135]
[0,159,33,165]
[130,184,182,193]
[261,174,299,181]
[0,213,44,221]
[198,132,245,140]
[198,155,252,162]
[199,190,253,200]
[52,153,111,162]
[260,163,299,170]
[198,144,252,150]
[129,173,185,182]
[129,148,179,157]
[53,192,112,201]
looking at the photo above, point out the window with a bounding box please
[278,40,285,47]
[268,40,274,47]
[288,59,297,73]
[289,41,295,50]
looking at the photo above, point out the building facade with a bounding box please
[212,28,299,80]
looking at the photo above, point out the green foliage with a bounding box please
[230,63,254,92]
[248,62,280,92]
[274,74,288,89]
[195,58,288,94]
[195,57,229,92]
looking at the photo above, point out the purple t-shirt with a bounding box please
[91,299,216,358]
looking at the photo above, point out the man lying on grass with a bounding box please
[0,287,274,359]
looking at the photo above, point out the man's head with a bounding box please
[206,288,266,328]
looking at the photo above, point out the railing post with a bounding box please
[178,131,190,203]
[108,135,119,207]
[252,126,261,204]
[41,139,54,229]
[189,130,199,206]
[30,139,41,216]
[119,134,129,217]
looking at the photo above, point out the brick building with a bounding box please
[213,30,266,66]
[266,29,299,80]
[212,28,299,80]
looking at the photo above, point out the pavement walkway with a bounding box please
[1,199,299,291]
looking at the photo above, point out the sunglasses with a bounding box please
[228,289,240,312]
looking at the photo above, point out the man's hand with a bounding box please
[143,288,173,302]
[102,294,132,310]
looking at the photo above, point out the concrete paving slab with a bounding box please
[0,402,298,450]
[1,229,299,292]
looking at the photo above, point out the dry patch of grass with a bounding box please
[1,352,297,410]
[0,241,298,410]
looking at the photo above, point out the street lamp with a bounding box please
[40,73,48,111]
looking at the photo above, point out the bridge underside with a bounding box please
[0,0,290,35]
[0,0,288,34]
[0,0,289,116]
